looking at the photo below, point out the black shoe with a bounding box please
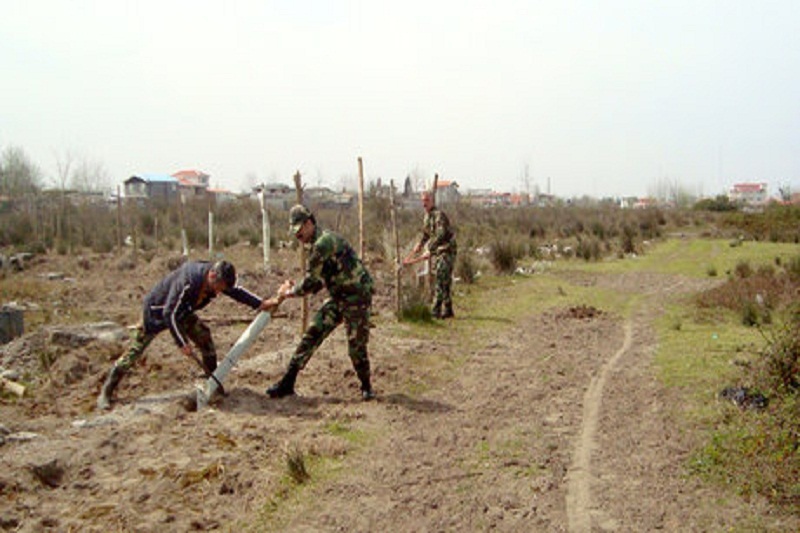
[441,309,454,319]
[267,381,295,398]
[361,388,376,401]
[266,365,299,398]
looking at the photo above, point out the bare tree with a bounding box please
[0,145,42,197]
[71,156,110,193]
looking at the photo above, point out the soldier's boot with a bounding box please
[355,361,375,401]
[96,366,125,411]
[441,305,454,319]
[431,304,442,320]
[266,363,299,398]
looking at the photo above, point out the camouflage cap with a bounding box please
[289,204,312,234]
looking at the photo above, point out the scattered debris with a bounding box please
[719,386,768,410]
[1,375,26,397]
[558,305,602,320]
[0,305,24,343]
[29,459,65,488]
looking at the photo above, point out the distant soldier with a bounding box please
[96,260,276,410]
[265,204,376,400]
[403,190,457,318]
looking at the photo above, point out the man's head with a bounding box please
[421,191,434,212]
[209,260,236,293]
[289,204,315,242]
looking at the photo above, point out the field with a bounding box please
[1,234,798,532]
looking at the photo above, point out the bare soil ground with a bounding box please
[1,246,797,532]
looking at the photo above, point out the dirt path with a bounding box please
[264,270,794,532]
[565,316,633,532]
[2,260,797,532]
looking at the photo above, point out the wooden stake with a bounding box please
[428,173,439,293]
[357,156,365,259]
[208,193,214,259]
[390,179,401,317]
[116,185,122,253]
[259,188,270,272]
[293,171,309,333]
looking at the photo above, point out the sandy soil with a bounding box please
[1,246,797,532]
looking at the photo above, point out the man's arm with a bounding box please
[223,285,263,310]
[163,274,193,351]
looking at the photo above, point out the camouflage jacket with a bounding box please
[419,207,457,257]
[292,227,373,304]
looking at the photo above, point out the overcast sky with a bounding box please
[2,0,798,198]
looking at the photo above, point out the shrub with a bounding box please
[757,310,800,392]
[490,239,521,274]
[735,260,753,279]
[620,225,637,255]
[576,237,601,262]
[455,250,477,284]
[786,256,800,280]
[399,284,433,323]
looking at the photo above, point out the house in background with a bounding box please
[173,169,210,199]
[729,182,768,207]
[207,187,237,204]
[123,173,179,204]
[252,183,294,210]
[434,180,460,205]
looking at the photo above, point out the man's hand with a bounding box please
[180,344,194,358]
[277,279,296,299]
[259,297,282,312]
[403,251,430,266]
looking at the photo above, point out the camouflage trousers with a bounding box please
[114,314,217,372]
[432,251,456,317]
[289,296,372,375]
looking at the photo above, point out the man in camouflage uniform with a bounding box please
[266,204,375,401]
[403,190,457,319]
[96,260,275,411]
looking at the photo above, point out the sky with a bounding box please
[2,0,799,199]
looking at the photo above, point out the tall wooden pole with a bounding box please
[428,173,439,294]
[390,179,401,318]
[116,185,122,253]
[293,171,309,333]
[177,187,188,256]
[208,193,214,259]
[357,156,365,259]
[259,188,270,272]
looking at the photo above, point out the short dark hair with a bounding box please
[212,260,237,288]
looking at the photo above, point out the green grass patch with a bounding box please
[557,238,798,279]
[323,420,368,446]
[655,305,764,423]
[655,283,799,514]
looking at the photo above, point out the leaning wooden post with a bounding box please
[293,171,309,333]
[357,156,365,259]
[390,179,401,318]
[428,173,439,295]
[259,187,270,272]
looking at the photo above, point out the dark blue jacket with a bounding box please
[142,261,262,348]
